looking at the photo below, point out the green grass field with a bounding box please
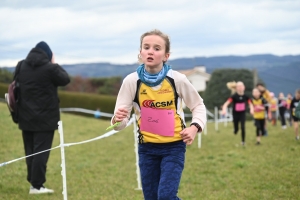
[0,102,299,200]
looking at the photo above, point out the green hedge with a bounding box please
[58,91,116,114]
[0,83,8,99]
[0,83,117,118]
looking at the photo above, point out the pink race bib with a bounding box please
[254,105,264,112]
[235,103,245,111]
[281,101,287,107]
[140,107,174,137]
[271,105,277,110]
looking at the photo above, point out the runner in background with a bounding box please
[290,89,300,140]
[278,92,287,129]
[222,81,254,146]
[269,92,278,126]
[251,88,268,145]
[256,83,271,136]
[286,93,293,126]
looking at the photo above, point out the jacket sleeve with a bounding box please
[50,64,70,86]
[112,74,136,131]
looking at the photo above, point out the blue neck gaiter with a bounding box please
[137,64,171,87]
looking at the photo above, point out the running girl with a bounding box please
[222,81,254,146]
[290,89,300,140]
[111,29,206,199]
[252,88,268,145]
[256,83,272,136]
[269,92,277,126]
[278,92,287,129]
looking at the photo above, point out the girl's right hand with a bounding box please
[113,108,128,123]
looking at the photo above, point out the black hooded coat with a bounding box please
[17,47,70,131]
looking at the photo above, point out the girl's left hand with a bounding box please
[180,126,199,145]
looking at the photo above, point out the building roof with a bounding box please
[178,66,211,78]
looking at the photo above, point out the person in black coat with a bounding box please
[17,41,70,194]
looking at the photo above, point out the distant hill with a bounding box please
[258,62,300,95]
[2,54,300,95]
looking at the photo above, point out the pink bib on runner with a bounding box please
[235,103,245,111]
[140,107,175,137]
[271,104,277,110]
[254,105,264,112]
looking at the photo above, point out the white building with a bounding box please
[178,66,211,92]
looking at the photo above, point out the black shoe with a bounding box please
[256,141,261,145]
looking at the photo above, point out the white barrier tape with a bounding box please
[0,146,61,168]
[64,119,134,147]
[207,118,233,123]
[184,110,230,119]
[184,111,214,118]
[0,119,134,168]
[60,108,114,118]
[206,110,215,118]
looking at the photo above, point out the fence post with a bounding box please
[214,106,218,131]
[224,107,228,127]
[133,115,142,190]
[198,133,202,148]
[58,121,68,200]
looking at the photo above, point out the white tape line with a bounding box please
[63,119,134,147]
[183,110,215,118]
[60,108,114,118]
[64,130,118,147]
[0,119,134,167]
[0,146,61,167]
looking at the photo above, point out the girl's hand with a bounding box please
[221,108,226,116]
[113,108,128,123]
[250,108,254,115]
[180,126,198,145]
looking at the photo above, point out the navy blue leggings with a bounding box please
[138,140,186,200]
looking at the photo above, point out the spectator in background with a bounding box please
[278,92,287,129]
[94,108,101,118]
[269,92,278,126]
[18,41,70,194]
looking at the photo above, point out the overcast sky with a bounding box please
[0,0,299,67]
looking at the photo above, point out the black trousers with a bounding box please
[232,112,246,142]
[279,108,286,126]
[22,130,54,189]
[255,119,265,136]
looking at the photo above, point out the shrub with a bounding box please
[0,83,117,119]
[58,91,117,115]
[0,83,8,99]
